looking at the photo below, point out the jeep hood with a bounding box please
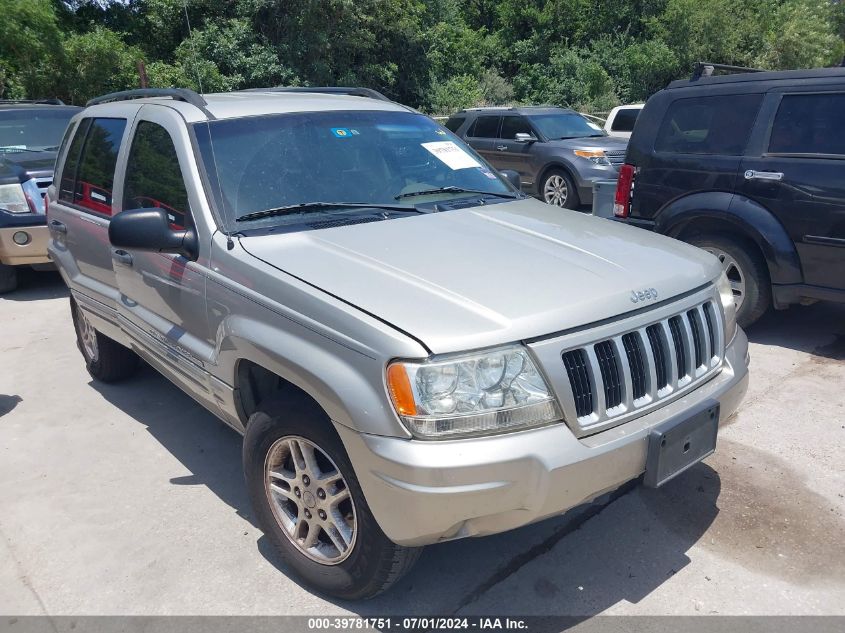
[240,198,721,354]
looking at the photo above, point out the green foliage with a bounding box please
[0,0,63,98]
[60,28,143,104]
[428,74,483,113]
[0,0,842,109]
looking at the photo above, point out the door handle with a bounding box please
[496,145,508,151]
[112,249,133,266]
[49,220,67,234]
[744,170,784,181]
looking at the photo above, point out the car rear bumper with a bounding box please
[338,329,749,547]
[0,224,51,266]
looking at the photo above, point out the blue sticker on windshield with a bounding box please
[331,127,352,138]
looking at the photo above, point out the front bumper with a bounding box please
[0,224,51,266]
[338,329,749,547]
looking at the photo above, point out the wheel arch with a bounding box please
[215,317,410,438]
[655,191,803,286]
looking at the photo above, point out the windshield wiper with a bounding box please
[235,201,420,222]
[395,186,521,200]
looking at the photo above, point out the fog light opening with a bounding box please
[12,231,31,246]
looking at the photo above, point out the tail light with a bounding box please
[45,194,49,218]
[614,163,635,218]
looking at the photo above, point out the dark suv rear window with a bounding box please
[655,94,762,156]
[769,93,845,157]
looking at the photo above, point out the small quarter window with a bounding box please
[59,118,91,204]
[655,95,762,155]
[123,121,189,229]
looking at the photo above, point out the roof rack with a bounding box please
[242,86,392,102]
[692,62,765,80]
[85,88,215,119]
[0,98,66,105]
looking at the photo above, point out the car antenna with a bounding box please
[182,0,235,251]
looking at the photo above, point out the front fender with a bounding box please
[213,316,413,439]
[655,191,803,285]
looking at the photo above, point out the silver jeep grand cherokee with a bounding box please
[47,87,748,600]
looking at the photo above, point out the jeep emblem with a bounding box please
[630,288,658,303]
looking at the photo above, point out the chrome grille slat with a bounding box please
[559,299,724,427]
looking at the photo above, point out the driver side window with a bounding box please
[123,121,189,229]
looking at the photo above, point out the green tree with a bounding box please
[0,0,63,98]
[60,27,143,104]
[754,0,845,68]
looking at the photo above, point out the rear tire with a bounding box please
[70,297,139,382]
[243,396,421,600]
[0,264,18,294]
[688,233,771,328]
[541,168,580,209]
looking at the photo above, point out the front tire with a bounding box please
[70,297,139,382]
[243,397,420,600]
[0,263,18,294]
[688,234,771,328]
[541,168,580,209]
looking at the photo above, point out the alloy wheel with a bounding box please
[704,247,746,310]
[264,436,357,565]
[543,174,569,207]
[76,305,99,362]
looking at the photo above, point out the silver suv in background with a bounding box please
[47,87,748,600]
[445,106,628,209]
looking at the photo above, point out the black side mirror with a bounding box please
[499,169,522,191]
[109,208,198,260]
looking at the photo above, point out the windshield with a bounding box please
[528,112,607,140]
[194,110,513,231]
[0,108,78,152]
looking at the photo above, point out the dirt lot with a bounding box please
[1,270,843,617]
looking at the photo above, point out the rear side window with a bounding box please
[59,117,127,215]
[768,93,845,156]
[611,108,640,132]
[655,95,762,155]
[499,116,533,139]
[468,115,500,138]
[443,116,465,133]
[59,119,91,204]
[123,121,189,229]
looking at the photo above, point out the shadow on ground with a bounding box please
[87,298,844,616]
[745,301,845,356]
[0,269,67,302]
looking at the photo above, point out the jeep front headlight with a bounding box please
[386,344,561,439]
[716,271,738,344]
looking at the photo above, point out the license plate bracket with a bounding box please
[644,400,719,488]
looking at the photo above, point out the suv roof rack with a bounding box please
[692,62,764,80]
[86,88,215,119]
[0,98,66,105]
[243,86,392,102]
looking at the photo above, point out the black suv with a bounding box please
[614,64,845,327]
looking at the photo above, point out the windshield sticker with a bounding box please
[331,127,352,138]
[421,141,481,170]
